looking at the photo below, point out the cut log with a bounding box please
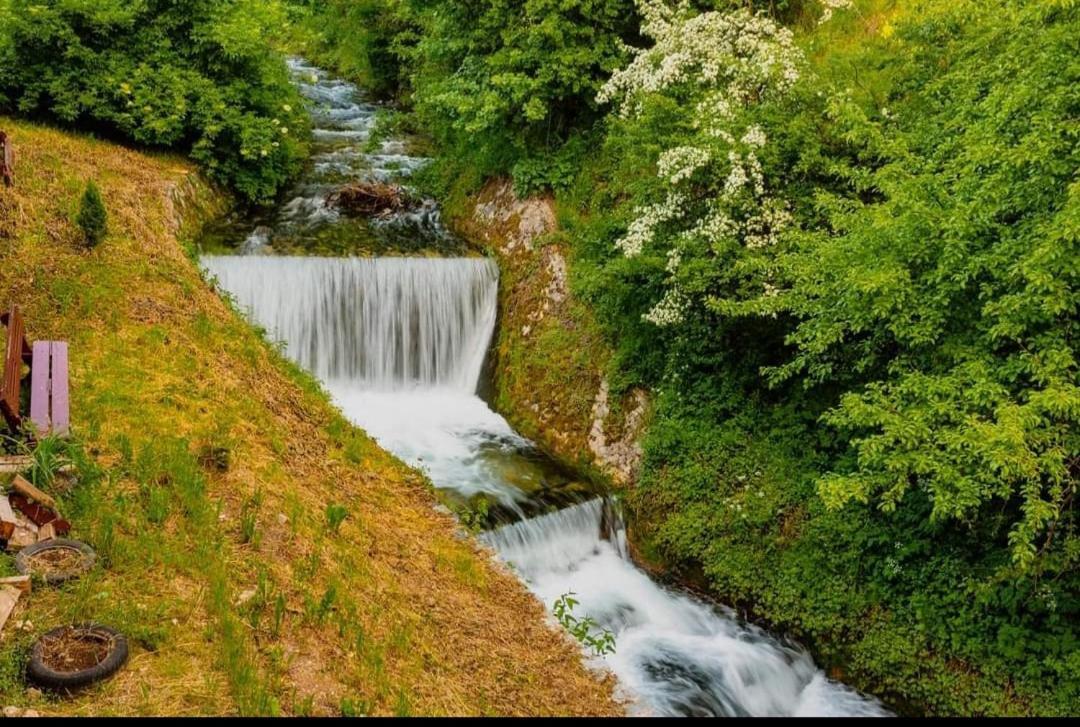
[0,575,30,593]
[0,586,21,634]
[0,495,15,541]
[10,474,56,510]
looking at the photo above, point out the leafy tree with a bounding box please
[293,0,419,100]
[0,0,309,203]
[773,0,1080,570]
[403,0,638,179]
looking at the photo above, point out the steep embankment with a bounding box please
[453,180,649,488]
[0,119,619,716]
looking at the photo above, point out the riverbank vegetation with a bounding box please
[292,0,1079,715]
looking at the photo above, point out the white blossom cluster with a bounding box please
[743,199,793,249]
[643,286,689,327]
[598,1,802,118]
[681,203,740,249]
[603,0,811,327]
[615,192,686,257]
[657,146,711,184]
[818,0,854,25]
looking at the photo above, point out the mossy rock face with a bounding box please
[447,180,649,489]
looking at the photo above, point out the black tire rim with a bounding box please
[14,538,97,586]
[27,623,128,691]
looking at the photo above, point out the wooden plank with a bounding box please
[0,130,11,187]
[37,521,56,541]
[49,342,69,436]
[1,307,25,433]
[6,521,37,550]
[0,455,32,474]
[0,495,15,541]
[0,586,21,634]
[0,576,30,594]
[10,474,56,510]
[29,341,50,435]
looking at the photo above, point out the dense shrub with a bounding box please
[0,0,309,203]
[289,0,418,100]
[299,0,639,186]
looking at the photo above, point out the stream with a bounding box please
[200,58,889,717]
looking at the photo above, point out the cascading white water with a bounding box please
[203,58,890,718]
[483,500,888,717]
[202,256,497,392]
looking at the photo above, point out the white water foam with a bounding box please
[483,500,889,717]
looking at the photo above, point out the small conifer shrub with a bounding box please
[76,180,108,247]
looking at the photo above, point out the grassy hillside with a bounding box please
[0,118,619,716]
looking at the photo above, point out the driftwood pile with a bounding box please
[327,181,414,218]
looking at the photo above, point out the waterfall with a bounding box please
[483,498,889,717]
[202,256,498,392]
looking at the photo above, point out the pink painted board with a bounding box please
[29,341,50,434]
[50,342,69,435]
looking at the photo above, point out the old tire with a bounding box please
[15,539,96,585]
[27,624,128,692]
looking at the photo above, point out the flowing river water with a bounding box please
[201,59,889,717]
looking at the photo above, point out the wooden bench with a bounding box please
[1,307,69,438]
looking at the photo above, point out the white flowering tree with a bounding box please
[597,0,845,328]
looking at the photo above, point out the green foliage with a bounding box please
[552,592,616,656]
[581,0,1080,712]
[0,0,309,203]
[300,0,638,178]
[776,2,1080,571]
[340,696,371,717]
[511,136,590,197]
[453,497,490,535]
[240,490,263,545]
[292,0,417,100]
[416,0,635,149]
[325,502,349,533]
[76,180,108,247]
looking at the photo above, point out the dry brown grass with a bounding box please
[0,118,621,716]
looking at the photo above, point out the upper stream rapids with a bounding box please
[200,58,890,717]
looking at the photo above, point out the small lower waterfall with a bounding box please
[482,500,887,717]
[202,256,497,391]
